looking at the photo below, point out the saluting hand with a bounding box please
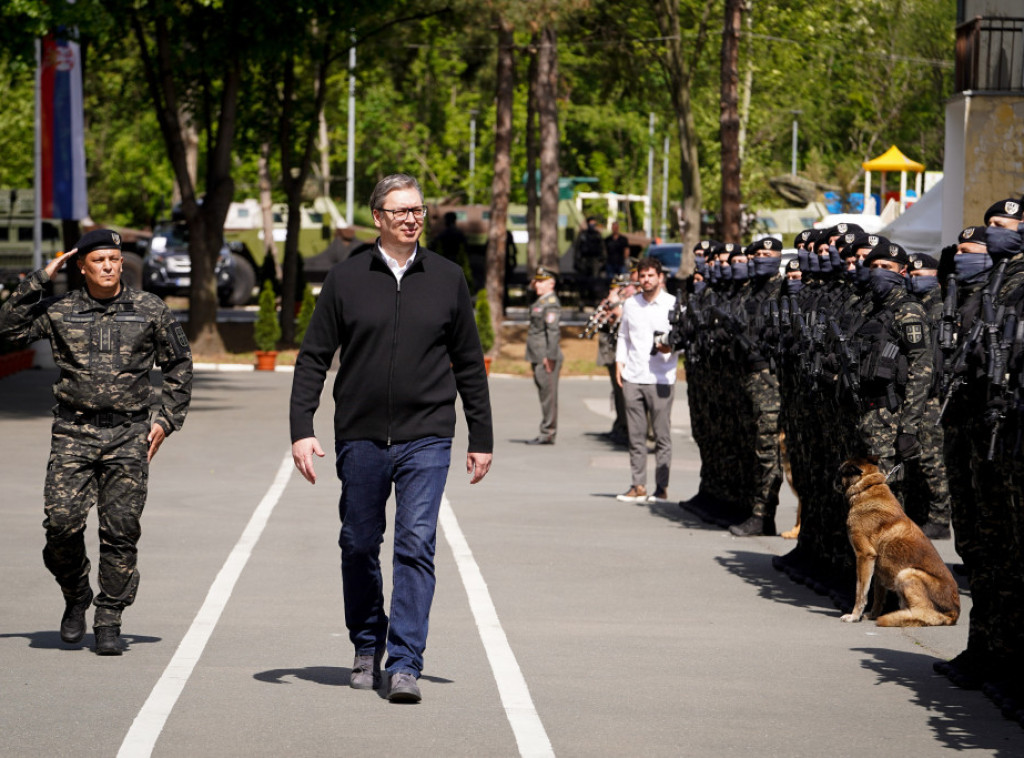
[44,248,75,279]
[292,436,325,484]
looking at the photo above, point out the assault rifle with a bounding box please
[830,318,862,406]
[985,310,1018,460]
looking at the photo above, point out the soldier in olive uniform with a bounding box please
[525,266,562,445]
[0,229,193,655]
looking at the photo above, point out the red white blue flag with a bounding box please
[37,33,87,220]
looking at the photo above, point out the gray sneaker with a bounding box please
[349,650,383,690]
[387,671,422,703]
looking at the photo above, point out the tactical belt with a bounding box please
[862,390,900,413]
[56,405,149,427]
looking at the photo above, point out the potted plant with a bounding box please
[253,279,282,370]
[475,289,495,375]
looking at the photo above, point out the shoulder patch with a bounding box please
[904,322,924,345]
[170,321,191,357]
[545,311,558,324]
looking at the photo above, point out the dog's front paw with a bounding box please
[840,613,862,623]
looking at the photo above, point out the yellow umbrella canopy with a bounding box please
[862,145,925,173]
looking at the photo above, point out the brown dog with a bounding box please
[838,458,959,627]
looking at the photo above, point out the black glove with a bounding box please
[896,432,921,461]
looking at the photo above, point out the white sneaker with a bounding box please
[616,485,647,503]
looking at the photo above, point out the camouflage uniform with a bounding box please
[0,267,192,628]
[525,289,562,442]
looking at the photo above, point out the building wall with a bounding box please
[943,92,1024,242]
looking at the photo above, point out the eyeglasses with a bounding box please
[377,206,427,221]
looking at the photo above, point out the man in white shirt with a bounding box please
[614,257,679,503]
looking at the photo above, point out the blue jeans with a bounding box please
[335,436,452,676]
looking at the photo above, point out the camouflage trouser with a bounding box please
[741,368,782,518]
[902,397,951,527]
[44,417,149,628]
[855,406,897,471]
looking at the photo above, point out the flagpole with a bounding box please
[34,38,43,270]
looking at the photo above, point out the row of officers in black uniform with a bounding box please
[666,197,1024,721]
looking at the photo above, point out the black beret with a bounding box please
[795,229,813,247]
[724,242,744,260]
[827,222,864,238]
[693,239,716,254]
[849,233,889,253]
[864,241,910,267]
[909,253,939,271]
[958,225,987,245]
[983,198,1023,224]
[75,228,122,257]
[784,258,801,273]
[752,237,783,252]
[836,232,859,254]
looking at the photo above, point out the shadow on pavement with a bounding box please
[644,500,735,532]
[0,630,162,650]
[715,549,841,615]
[853,646,1019,755]
[253,666,453,689]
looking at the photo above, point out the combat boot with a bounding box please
[94,626,123,656]
[59,588,94,644]
[729,515,777,537]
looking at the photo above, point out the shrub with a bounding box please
[295,283,316,346]
[253,280,282,352]
[475,289,495,355]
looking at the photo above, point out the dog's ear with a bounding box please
[839,460,862,480]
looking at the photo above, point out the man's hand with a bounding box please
[543,357,555,373]
[292,436,325,484]
[44,248,75,279]
[466,452,492,484]
[147,422,166,462]
[615,362,623,388]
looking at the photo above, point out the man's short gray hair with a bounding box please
[369,174,423,211]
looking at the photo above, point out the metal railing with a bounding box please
[956,16,1024,92]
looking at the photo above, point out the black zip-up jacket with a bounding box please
[289,244,493,453]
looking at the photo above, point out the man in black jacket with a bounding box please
[289,174,493,704]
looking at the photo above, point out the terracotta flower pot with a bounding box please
[483,355,493,375]
[255,350,278,371]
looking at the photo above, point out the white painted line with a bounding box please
[117,452,293,758]
[439,496,555,758]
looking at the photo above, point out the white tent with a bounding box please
[880,177,944,255]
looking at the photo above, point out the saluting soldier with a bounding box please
[853,242,932,471]
[0,229,193,655]
[525,266,563,445]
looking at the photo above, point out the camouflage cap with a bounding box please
[75,228,122,257]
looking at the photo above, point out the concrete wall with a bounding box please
[943,92,1024,243]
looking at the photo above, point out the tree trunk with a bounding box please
[129,10,238,354]
[653,0,709,276]
[720,0,743,244]
[526,35,540,274]
[483,14,515,354]
[537,25,560,271]
[258,141,280,280]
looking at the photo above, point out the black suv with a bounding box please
[143,221,255,306]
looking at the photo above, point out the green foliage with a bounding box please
[474,288,494,355]
[253,280,282,352]
[294,283,316,346]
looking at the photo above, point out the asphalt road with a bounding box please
[2,366,1022,757]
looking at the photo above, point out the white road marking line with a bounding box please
[117,452,293,758]
[439,496,555,758]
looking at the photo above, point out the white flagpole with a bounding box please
[34,38,43,270]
